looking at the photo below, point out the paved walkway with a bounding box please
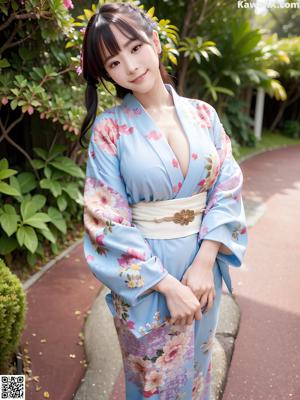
[20,145,300,399]
[222,145,300,400]
[21,243,103,399]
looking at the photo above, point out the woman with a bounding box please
[79,3,248,399]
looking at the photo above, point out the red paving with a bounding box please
[223,146,300,400]
[21,244,103,400]
[20,145,300,400]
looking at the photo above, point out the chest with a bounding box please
[147,109,190,179]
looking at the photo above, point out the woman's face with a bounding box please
[101,19,161,94]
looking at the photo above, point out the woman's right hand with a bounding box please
[153,274,203,326]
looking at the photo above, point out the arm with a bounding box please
[83,114,169,307]
[196,106,248,270]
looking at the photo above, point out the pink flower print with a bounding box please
[172,181,182,193]
[128,354,152,377]
[97,185,115,208]
[172,158,179,168]
[118,253,135,268]
[127,248,147,261]
[198,178,206,187]
[127,320,135,329]
[90,150,95,158]
[196,102,212,129]
[240,226,247,235]
[86,255,94,262]
[111,215,124,224]
[144,370,164,393]
[122,106,142,118]
[143,389,159,398]
[155,333,188,370]
[192,372,205,400]
[63,0,74,9]
[93,118,120,156]
[192,153,198,160]
[95,234,105,246]
[118,124,134,136]
[147,130,162,140]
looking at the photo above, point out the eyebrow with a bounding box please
[103,38,138,65]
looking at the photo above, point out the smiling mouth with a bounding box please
[130,70,148,83]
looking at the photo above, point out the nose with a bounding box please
[124,57,138,76]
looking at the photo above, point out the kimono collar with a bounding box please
[121,83,203,199]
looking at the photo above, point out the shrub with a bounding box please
[281,120,300,139]
[0,258,27,373]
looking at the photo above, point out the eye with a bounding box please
[109,60,119,69]
[132,44,142,53]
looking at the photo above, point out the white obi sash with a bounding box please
[130,191,207,239]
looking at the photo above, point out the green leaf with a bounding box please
[38,227,56,243]
[0,169,18,180]
[18,172,37,194]
[24,212,51,229]
[33,147,48,160]
[48,206,66,233]
[62,182,81,202]
[51,241,60,255]
[31,194,47,211]
[0,235,18,255]
[0,181,21,196]
[20,198,37,220]
[57,195,67,211]
[31,159,45,169]
[44,165,52,179]
[48,144,65,160]
[0,205,19,236]
[10,99,18,110]
[49,156,85,178]
[0,58,10,68]
[27,251,37,267]
[0,158,9,169]
[40,178,62,197]
[18,226,38,253]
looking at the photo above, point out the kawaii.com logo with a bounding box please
[237,0,300,8]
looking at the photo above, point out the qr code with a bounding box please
[0,375,25,400]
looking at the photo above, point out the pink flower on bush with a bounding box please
[27,106,34,115]
[1,97,8,105]
[63,0,74,9]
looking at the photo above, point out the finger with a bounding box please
[178,317,186,326]
[174,317,182,326]
[206,290,214,312]
[187,314,194,325]
[181,275,187,285]
[194,307,202,321]
[200,293,208,309]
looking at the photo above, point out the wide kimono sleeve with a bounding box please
[198,107,248,292]
[83,113,169,308]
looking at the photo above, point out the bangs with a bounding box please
[94,16,149,67]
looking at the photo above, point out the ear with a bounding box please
[152,29,162,55]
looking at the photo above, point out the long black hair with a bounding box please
[79,2,175,148]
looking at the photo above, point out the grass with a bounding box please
[235,130,300,161]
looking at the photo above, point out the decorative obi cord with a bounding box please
[130,191,208,239]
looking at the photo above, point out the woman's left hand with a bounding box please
[181,259,216,315]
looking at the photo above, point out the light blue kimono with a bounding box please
[83,83,248,399]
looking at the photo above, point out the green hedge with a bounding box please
[0,258,27,373]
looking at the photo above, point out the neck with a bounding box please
[132,78,174,112]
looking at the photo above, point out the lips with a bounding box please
[130,70,148,83]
